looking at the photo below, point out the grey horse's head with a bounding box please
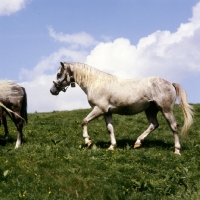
[50,62,75,95]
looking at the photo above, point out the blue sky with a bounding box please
[0,0,200,112]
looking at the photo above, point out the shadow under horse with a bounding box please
[0,81,28,148]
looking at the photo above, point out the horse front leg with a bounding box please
[82,119,92,147]
[82,106,104,147]
[104,113,116,150]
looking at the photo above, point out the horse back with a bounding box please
[88,76,176,115]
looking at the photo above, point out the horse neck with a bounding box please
[73,63,118,94]
[73,63,92,94]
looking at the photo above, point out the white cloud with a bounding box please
[19,48,88,81]
[48,27,99,48]
[20,2,200,113]
[19,30,92,112]
[86,2,200,82]
[86,38,138,78]
[0,0,28,16]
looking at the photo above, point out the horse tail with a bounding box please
[20,87,28,124]
[173,83,194,137]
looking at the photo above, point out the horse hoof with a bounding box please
[108,144,116,150]
[86,140,92,148]
[134,143,141,149]
[108,146,114,150]
[15,141,21,149]
[174,150,181,155]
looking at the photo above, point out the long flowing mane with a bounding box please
[71,62,118,91]
[0,80,22,97]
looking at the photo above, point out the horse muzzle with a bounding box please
[50,85,60,95]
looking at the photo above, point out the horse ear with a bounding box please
[60,62,65,69]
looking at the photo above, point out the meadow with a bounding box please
[0,104,200,200]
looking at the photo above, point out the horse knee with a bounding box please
[107,123,114,133]
[149,123,159,131]
[81,119,88,126]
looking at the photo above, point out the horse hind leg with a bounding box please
[134,102,159,148]
[2,112,9,139]
[162,111,181,155]
[14,118,24,148]
[15,128,23,148]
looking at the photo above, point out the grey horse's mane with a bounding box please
[0,80,15,88]
[71,62,118,90]
[0,80,22,97]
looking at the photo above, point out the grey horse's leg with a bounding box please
[2,113,9,138]
[104,113,117,150]
[162,111,180,155]
[134,103,159,148]
[15,118,24,148]
[82,106,104,147]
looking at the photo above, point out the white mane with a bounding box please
[71,63,118,90]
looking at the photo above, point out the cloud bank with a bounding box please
[20,2,200,113]
[86,2,200,81]
[0,0,28,16]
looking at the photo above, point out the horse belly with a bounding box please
[109,103,150,115]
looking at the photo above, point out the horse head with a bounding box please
[50,62,75,95]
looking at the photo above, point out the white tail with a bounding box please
[173,83,194,137]
[0,102,24,121]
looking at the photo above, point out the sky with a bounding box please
[0,0,200,113]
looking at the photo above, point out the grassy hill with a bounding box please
[0,104,200,200]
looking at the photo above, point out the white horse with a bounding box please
[50,62,194,155]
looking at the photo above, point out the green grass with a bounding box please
[0,105,200,199]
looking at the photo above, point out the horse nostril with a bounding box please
[50,89,54,95]
[50,88,59,95]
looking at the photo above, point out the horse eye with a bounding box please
[57,73,61,78]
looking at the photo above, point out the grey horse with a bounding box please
[50,62,193,155]
[0,81,27,148]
